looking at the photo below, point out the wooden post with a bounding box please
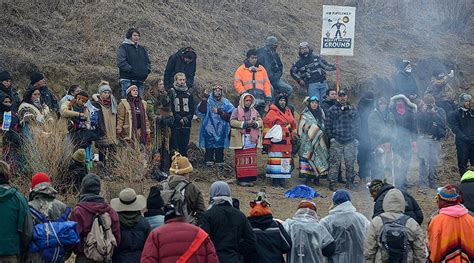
[335,55,340,93]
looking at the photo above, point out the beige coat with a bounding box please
[92,94,117,146]
[364,189,425,263]
[60,100,91,129]
[229,93,263,149]
[117,99,151,141]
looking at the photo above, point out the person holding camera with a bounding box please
[416,95,447,189]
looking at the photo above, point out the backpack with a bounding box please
[29,207,80,263]
[83,212,117,262]
[161,180,192,222]
[379,215,410,263]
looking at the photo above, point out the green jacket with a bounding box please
[0,185,32,257]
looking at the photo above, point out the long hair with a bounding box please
[22,86,41,104]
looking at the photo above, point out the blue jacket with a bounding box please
[196,95,234,148]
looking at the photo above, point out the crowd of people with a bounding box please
[0,27,473,262]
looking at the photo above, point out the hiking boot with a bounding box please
[329,182,337,191]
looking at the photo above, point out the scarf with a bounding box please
[173,82,188,92]
[118,211,143,227]
[128,96,148,145]
[236,106,259,143]
[208,196,233,210]
[395,102,406,115]
[79,193,105,203]
[99,97,118,114]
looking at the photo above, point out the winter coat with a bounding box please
[141,218,218,263]
[24,187,70,263]
[0,84,21,112]
[368,108,396,148]
[0,185,32,257]
[393,71,418,98]
[364,189,425,262]
[320,201,370,263]
[60,100,91,131]
[67,160,87,191]
[459,171,474,212]
[70,200,121,257]
[0,95,22,150]
[145,215,164,230]
[38,86,59,114]
[389,94,417,151]
[196,94,234,148]
[234,60,272,99]
[116,99,151,141]
[425,79,454,102]
[416,106,447,140]
[256,47,283,83]
[229,93,263,149]
[164,47,197,89]
[59,94,74,108]
[263,104,297,153]
[245,214,291,263]
[167,175,206,222]
[200,202,256,263]
[326,102,360,144]
[170,88,194,129]
[450,107,474,144]
[372,184,424,225]
[357,96,375,149]
[290,50,335,84]
[320,99,336,114]
[90,94,117,146]
[427,205,474,262]
[116,39,151,81]
[112,213,151,263]
[283,208,335,263]
[17,102,54,133]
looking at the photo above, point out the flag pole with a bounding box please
[335,55,340,93]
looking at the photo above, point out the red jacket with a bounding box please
[70,201,121,256]
[263,104,297,152]
[141,218,219,263]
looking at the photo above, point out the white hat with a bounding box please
[111,188,146,212]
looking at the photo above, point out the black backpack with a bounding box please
[379,215,410,263]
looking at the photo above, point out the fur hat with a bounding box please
[265,36,278,46]
[30,72,44,85]
[31,172,51,189]
[169,153,193,175]
[111,188,146,212]
[0,71,12,82]
[72,149,86,163]
[297,200,317,212]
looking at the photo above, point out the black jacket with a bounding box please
[290,50,335,84]
[393,71,418,98]
[200,203,256,263]
[164,48,197,89]
[449,108,474,143]
[416,107,447,140]
[37,86,59,113]
[459,178,474,212]
[245,214,291,263]
[170,88,194,129]
[256,47,283,84]
[116,40,151,81]
[372,184,424,225]
[0,84,21,113]
[357,95,375,148]
[320,99,336,114]
[112,215,151,263]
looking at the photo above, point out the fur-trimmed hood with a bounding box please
[389,94,417,112]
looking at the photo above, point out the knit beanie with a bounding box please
[332,189,351,205]
[246,49,257,58]
[169,153,193,175]
[299,41,310,49]
[30,72,44,85]
[98,81,112,93]
[297,200,317,212]
[31,172,51,189]
[367,179,385,196]
[437,184,461,209]
[265,36,278,46]
[0,71,12,82]
[72,149,86,163]
[126,85,138,96]
[80,174,101,195]
[147,186,164,210]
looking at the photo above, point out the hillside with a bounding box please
[0,0,472,100]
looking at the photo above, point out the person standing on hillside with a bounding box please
[196,85,234,172]
[416,95,447,189]
[234,49,272,117]
[169,73,194,157]
[320,88,337,114]
[425,69,456,114]
[0,71,21,112]
[28,72,59,115]
[325,90,360,190]
[393,59,418,101]
[357,91,375,184]
[164,47,197,90]
[290,42,336,100]
[449,93,474,176]
[116,28,151,98]
[257,36,293,98]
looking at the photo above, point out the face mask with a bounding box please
[278,101,286,109]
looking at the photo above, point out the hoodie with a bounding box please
[364,189,425,262]
[428,205,474,262]
[70,201,121,256]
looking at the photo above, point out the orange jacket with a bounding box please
[234,64,271,97]
[428,205,474,262]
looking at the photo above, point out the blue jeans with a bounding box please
[308,81,329,101]
[120,79,145,98]
[271,79,293,98]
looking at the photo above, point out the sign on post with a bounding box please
[320,5,356,56]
